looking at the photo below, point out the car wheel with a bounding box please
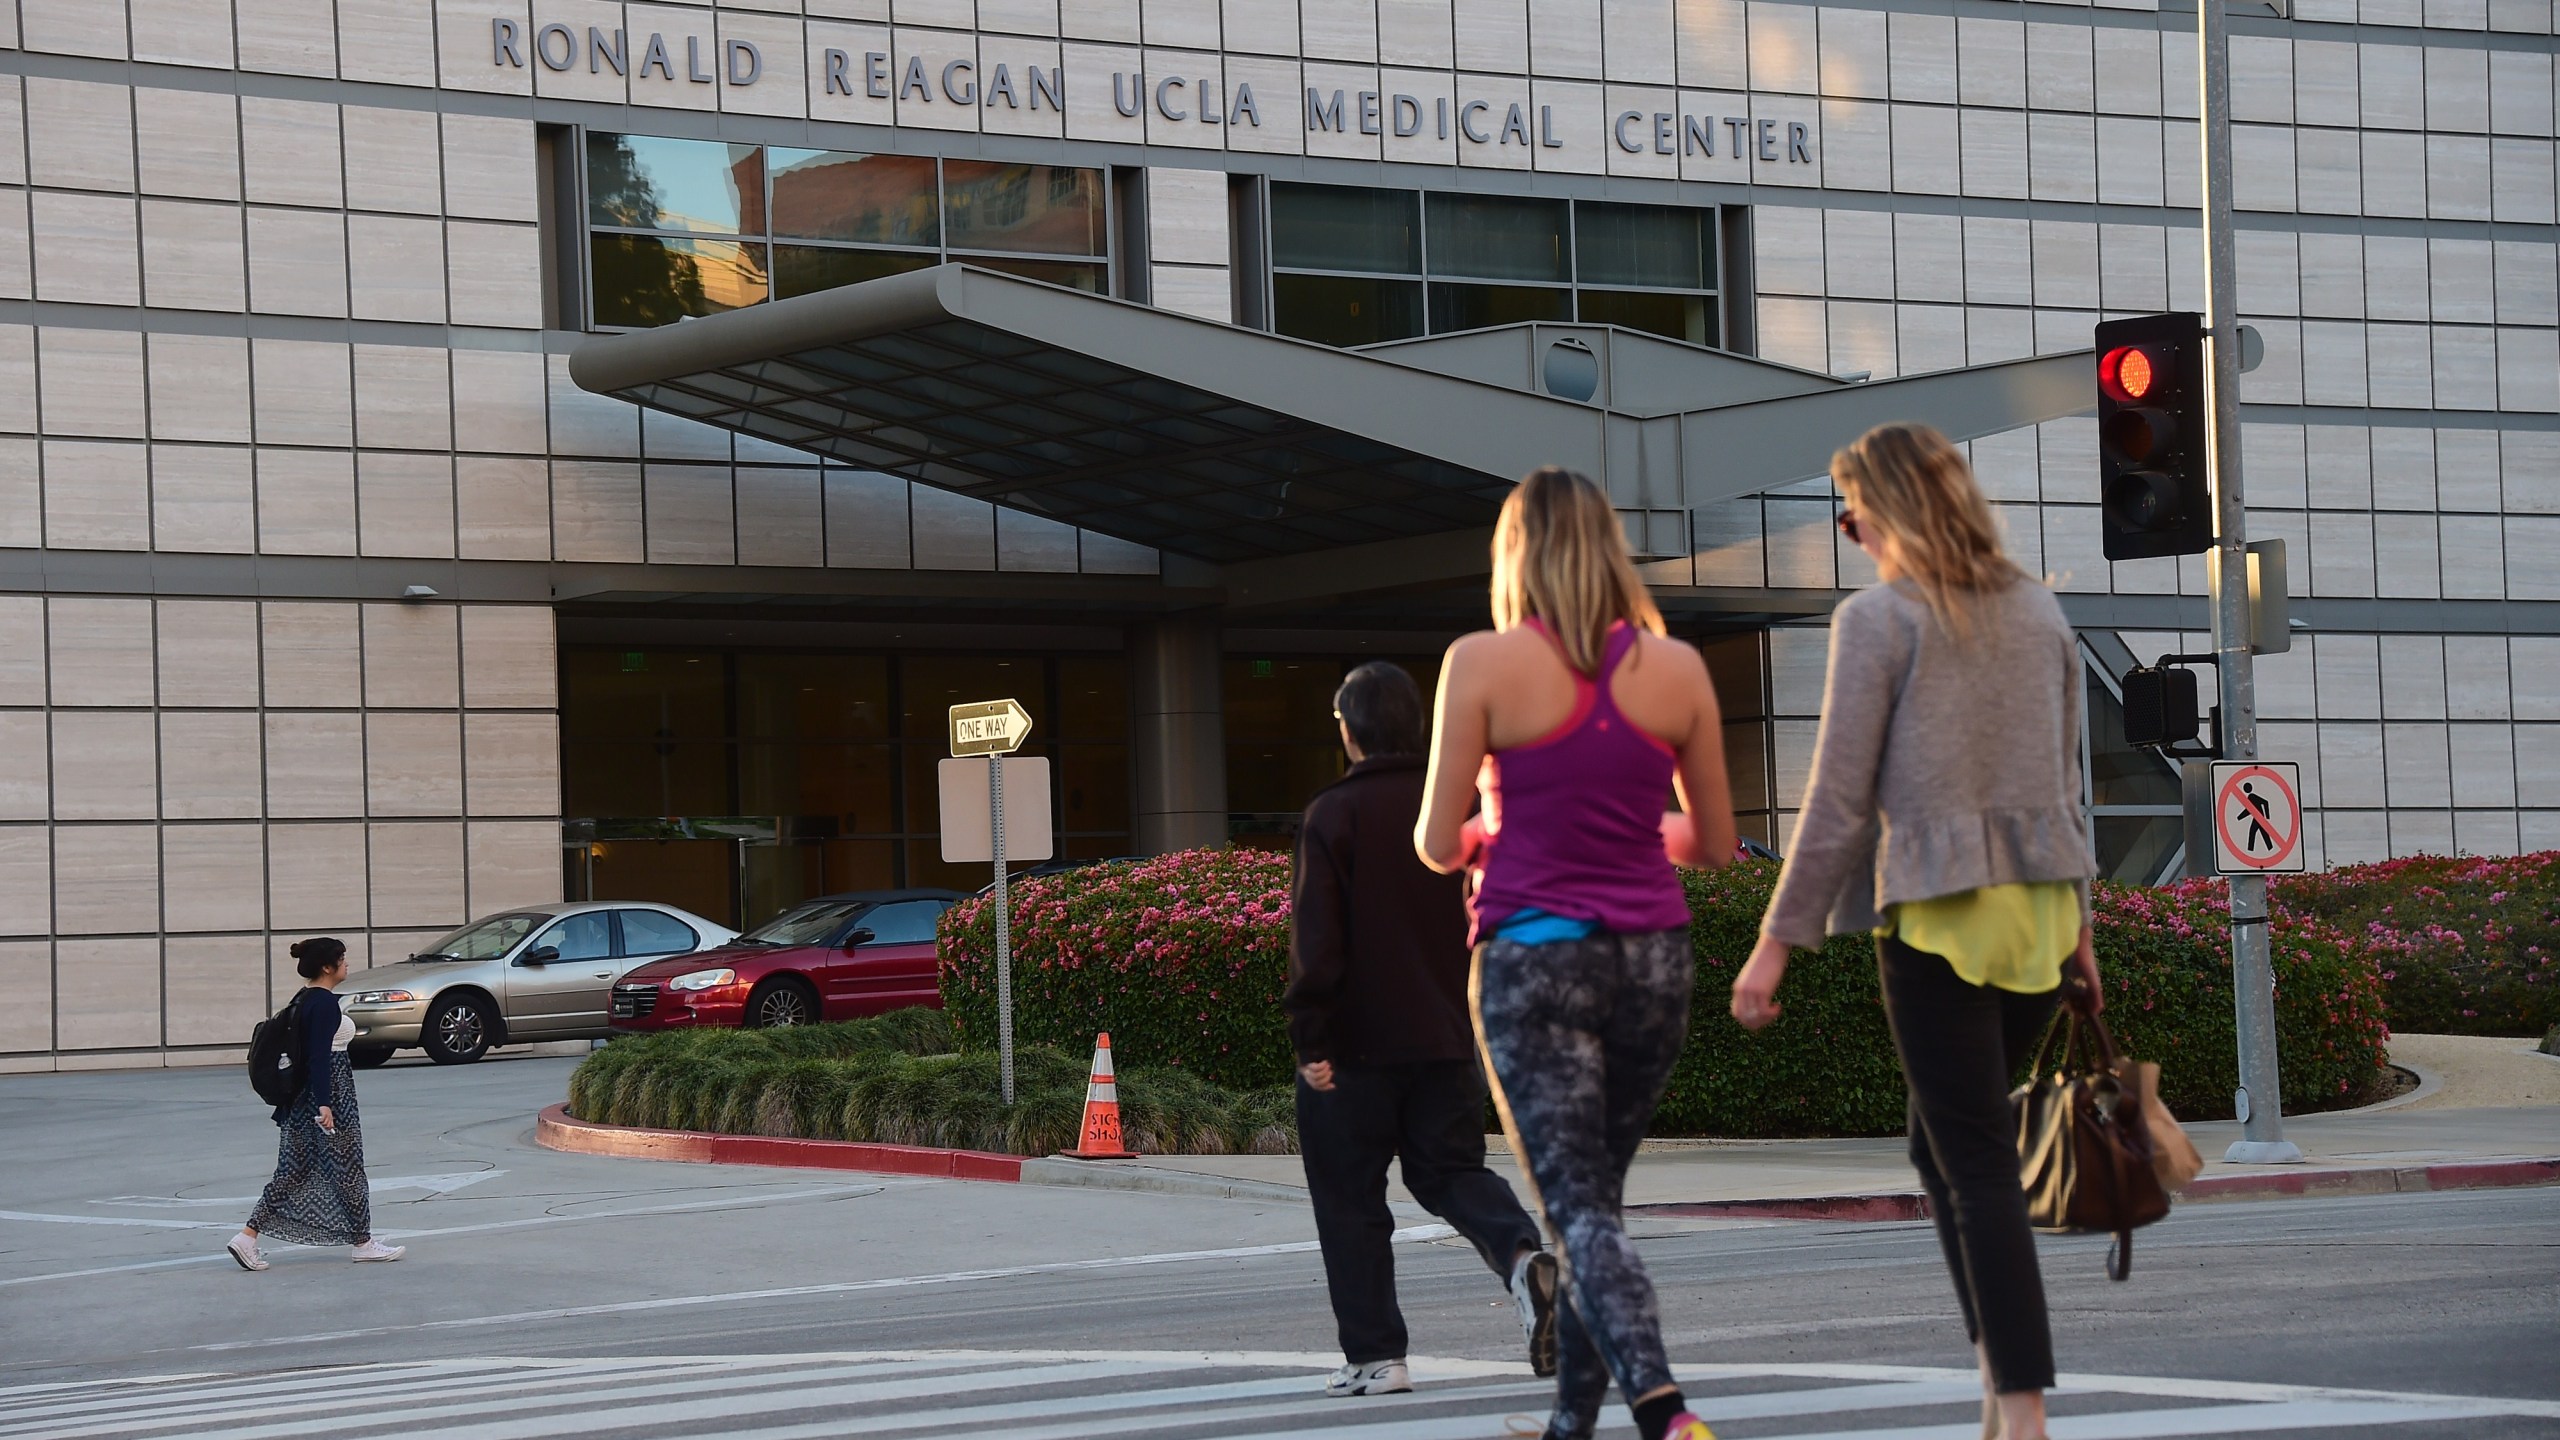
[746,978,819,1029]
[422,995,496,1064]
[349,1044,395,1069]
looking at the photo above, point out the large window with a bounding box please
[1268,183,1720,348]
[585,133,1109,328]
[561,648,1130,925]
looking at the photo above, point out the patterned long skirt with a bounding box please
[248,1055,371,1245]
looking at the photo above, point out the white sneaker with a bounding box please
[226,1232,267,1271]
[1326,1359,1411,1397]
[350,1240,406,1263]
[1512,1249,1559,1377]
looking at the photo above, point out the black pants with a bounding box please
[1297,1058,1545,1365]
[1877,935,2061,1395]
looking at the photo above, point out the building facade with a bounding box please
[1,0,2554,1069]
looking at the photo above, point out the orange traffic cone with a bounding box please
[1066,1032,1137,1159]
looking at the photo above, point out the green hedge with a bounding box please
[565,1008,1296,1156]
[939,848,2391,1136]
[1662,863,2390,1135]
[939,849,1294,1089]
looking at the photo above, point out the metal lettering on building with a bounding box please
[487,17,1815,165]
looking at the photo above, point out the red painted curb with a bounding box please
[537,1104,1026,1182]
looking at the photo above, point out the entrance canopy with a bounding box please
[570,265,2090,578]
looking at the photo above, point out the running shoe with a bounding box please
[350,1240,407,1263]
[225,1232,266,1271]
[1512,1249,1560,1377]
[1324,1359,1411,1396]
[1663,1412,1717,1440]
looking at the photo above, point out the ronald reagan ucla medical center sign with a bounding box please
[482,16,1817,170]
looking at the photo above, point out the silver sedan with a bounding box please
[342,901,740,1065]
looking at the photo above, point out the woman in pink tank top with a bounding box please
[1416,467,1737,1440]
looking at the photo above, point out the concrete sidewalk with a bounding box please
[1035,1033,2560,1211]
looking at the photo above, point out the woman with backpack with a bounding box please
[1416,466,1736,1440]
[1731,423,2098,1440]
[228,937,406,1270]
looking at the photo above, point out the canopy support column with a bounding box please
[1130,616,1227,854]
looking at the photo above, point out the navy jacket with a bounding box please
[273,986,341,1123]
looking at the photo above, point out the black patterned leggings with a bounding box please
[1473,928,1694,1440]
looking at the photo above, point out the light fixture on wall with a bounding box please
[401,584,439,601]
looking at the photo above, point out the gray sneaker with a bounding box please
[1325,1359,1411,1396]
[1513,1250,1559,1377]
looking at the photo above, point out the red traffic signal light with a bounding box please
[2100,345,2163,403]
[2095,314,2212,562]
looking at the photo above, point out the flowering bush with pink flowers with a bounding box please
[939,849,1297,1090]
[2247,852,2560,1037]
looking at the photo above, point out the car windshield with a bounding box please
[739,900,871,947]
[413,913,542,960]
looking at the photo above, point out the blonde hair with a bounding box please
[1489,467,1666,675]
[1829,422,2027,638]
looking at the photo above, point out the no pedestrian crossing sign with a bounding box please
[2210,761,2304,875]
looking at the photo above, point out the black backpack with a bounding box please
[248,990,308,1107]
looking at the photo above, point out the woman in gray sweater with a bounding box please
[1730,423,2100,1440]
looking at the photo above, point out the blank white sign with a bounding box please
[936,756,1056,864]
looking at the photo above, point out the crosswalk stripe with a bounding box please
[123,1357,1066,1440]
[0,1361,684,1433]
[1780,1397,2526,1439]
[11,1357,961,1440]
[16,1351,2552,1440]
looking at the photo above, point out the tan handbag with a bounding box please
[2012,1005,2172,1281]
[2117,1055,2205,1192]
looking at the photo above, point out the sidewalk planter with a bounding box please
[563,1007,1295,1156]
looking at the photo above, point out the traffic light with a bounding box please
[2095,312,2213,561]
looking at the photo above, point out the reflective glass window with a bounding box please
[769,149,940,245]
[1424,194,1569,282]
[618,909,700,956]
[535,912,614,962]
[966,257,1107,292]
[1577,288,1715,346]
[587,134,764,234]
[943,161,1106,256]
[1271,183,1421,274]
[858,899,945,945]
[1574,202,1710,289]
[772,245,936,300]
[1272,274,1424,347]
[590,234,768,326]
[1428,282,1572,334]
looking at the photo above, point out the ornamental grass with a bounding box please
[565,1008,1295,1156]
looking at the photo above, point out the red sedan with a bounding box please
[610,889,962,1031]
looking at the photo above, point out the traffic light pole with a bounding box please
[2198,0,2302,1164]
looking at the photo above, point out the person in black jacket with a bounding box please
[1285,662,1555,1398]
[227,938,405,1269]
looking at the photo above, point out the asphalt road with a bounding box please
[2,1057,2554,1438]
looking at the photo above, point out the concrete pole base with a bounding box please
[2222,1139,2306,1165]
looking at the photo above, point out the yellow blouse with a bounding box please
[1878,881,2081,994]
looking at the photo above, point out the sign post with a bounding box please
[947,699,1036,1104]
[2196,0,2302,1164]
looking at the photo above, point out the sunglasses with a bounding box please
[1836,509,1863,545]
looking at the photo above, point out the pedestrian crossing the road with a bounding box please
[3,1351,2553,1439]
